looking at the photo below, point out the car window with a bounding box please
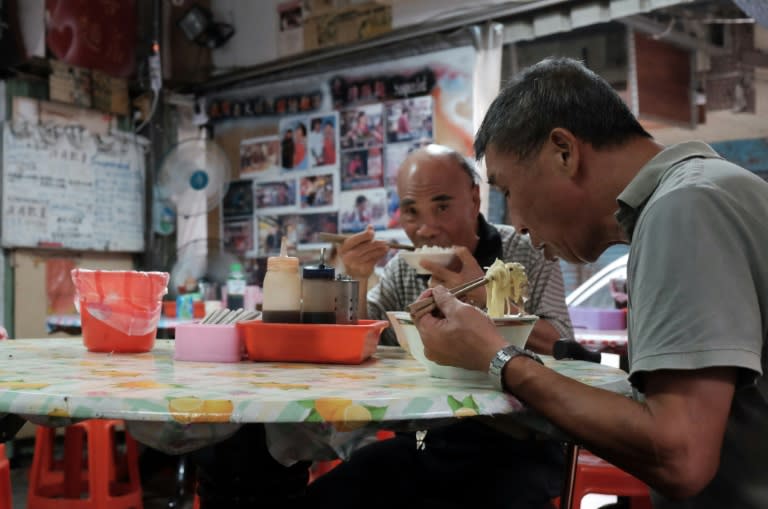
[568,264,627,308]
[576,284,617,308]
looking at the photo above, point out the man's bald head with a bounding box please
[397,144,480,190]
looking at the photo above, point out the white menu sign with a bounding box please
[2,126,145,252]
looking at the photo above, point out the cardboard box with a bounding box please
[303,2,391,52]
[49,60,92,108]
[302,0,339,16]
[92,70,129,116]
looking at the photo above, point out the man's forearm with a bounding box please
[503,358,734,499]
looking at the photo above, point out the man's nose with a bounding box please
[415,221,439,238]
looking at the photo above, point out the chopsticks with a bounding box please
[407,276,490,320]
[317,232,415,251]
[201,308,261,325]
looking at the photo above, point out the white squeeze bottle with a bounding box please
[261,238,301,323]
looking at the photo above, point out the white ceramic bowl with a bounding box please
[398,248,456,275]
[386,311,538,380]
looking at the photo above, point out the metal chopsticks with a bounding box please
[200,308,261,325]
[317,232,416,251]
[407,276,490,320]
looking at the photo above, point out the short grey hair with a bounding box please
[419,143,480,186]
[450,151,481,186]
[474,57,651,162]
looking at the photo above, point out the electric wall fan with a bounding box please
[156,132,231,218]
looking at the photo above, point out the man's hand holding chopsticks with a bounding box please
[338,225,389,280]
[423,246,487,308]
[413,286,506,372]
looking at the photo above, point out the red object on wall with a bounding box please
[45,0,137,78]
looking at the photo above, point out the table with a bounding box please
[0,338,632,462]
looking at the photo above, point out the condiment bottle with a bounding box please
[262,239,301,323]
[301,248,336,324]
[225,263,246,310]
[334,274,359,324]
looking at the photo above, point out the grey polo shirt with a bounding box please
[616,141,768,508]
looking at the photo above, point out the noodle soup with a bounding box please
[386,311,538,380]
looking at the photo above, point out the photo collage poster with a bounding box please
[216,46,475,259]
[223,111,342,257]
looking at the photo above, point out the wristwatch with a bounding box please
[488,345,543,392]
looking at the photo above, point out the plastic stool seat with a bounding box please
[572,450,652,509]
[0,444,11,509]
[27,419,142,509]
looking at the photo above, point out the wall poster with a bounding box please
[211,46,475,259]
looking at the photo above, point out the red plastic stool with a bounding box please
[0,444,11,509]
[27,419,143,509]
[569,449,652,509]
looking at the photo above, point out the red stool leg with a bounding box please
[86,420,112,507]
[572,450,651,507]
[0,444,11,509]
[28,420,143,509]
[27,426,61,506]
[84,419,143,508]
[63,425,87,497]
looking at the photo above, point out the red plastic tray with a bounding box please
[236,319,389,364]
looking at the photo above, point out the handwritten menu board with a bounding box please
[2,126,145,252]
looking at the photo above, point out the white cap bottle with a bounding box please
[261,238,301,323]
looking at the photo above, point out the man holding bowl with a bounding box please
[338,143,572,353]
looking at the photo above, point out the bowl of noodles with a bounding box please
[386,258,537,380]
[386,311,538,380]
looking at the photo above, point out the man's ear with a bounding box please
[471,184,481,214]
[549,128,579,176]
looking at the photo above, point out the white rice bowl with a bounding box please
[399,246,456,275]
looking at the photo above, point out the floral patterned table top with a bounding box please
[0,338,632,460]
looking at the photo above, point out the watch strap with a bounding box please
[488,345,543,391]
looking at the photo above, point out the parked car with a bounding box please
[566,254,629,354]
[566,254,628,309]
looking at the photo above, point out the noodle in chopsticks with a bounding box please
[485,259,528,317]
